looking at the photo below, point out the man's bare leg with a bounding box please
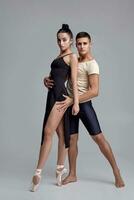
[92,133,125,188]
[62,134,78,185]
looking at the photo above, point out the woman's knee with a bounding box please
[57,130,64,139]
[44,126,53,141]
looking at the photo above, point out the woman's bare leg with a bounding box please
[33,103,66,185]
[56,120,68,166]
[55,121,68,185]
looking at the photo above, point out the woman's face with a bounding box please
[76,37,91,56]
[57,32,72,52]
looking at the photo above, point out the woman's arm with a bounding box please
[70,54,79,114]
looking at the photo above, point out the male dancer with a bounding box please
[44,32,125,188]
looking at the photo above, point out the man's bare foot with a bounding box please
[114,169,125,188]
[62,175,77,185]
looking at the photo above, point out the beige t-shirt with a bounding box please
[67,59,99,103]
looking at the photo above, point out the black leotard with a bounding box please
[41,54,72,148]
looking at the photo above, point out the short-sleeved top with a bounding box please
[67,59,99,103]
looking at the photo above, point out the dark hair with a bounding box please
[76,32,91,42]
[57,24,73,39]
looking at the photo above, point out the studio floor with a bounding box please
[0,152,133,200]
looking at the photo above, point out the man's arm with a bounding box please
[56,74,99,110]
[79,74,99,103]
[43,76,54,88]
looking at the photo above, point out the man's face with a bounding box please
[76,37,91,56]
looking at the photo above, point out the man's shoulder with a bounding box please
[86,59,99,68]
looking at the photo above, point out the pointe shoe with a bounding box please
[56,165,68,186]
[30,169,42,192]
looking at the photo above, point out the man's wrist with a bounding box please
[69,98,73,106]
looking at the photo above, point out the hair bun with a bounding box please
[62,24,69,30]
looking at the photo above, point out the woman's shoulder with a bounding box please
[69,53,78,62]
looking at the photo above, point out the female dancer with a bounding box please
[30,24,79,191]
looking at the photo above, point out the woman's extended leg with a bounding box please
[55,121,68,185]
[32,103,66,188]
[56,120,68,166]
[37,103,66,169]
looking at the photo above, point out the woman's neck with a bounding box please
[59,49,72,57]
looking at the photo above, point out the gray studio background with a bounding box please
[0,0,134,199]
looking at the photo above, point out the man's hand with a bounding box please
[43,77,54,89]
[56,95,73,111]
[72,103,79,115]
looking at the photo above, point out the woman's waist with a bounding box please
[48,88,68,101]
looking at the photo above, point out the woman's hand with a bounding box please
[72,103,79,115]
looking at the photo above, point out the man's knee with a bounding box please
[92,133,105,145]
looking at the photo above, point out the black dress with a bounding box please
[41,54,72,148]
